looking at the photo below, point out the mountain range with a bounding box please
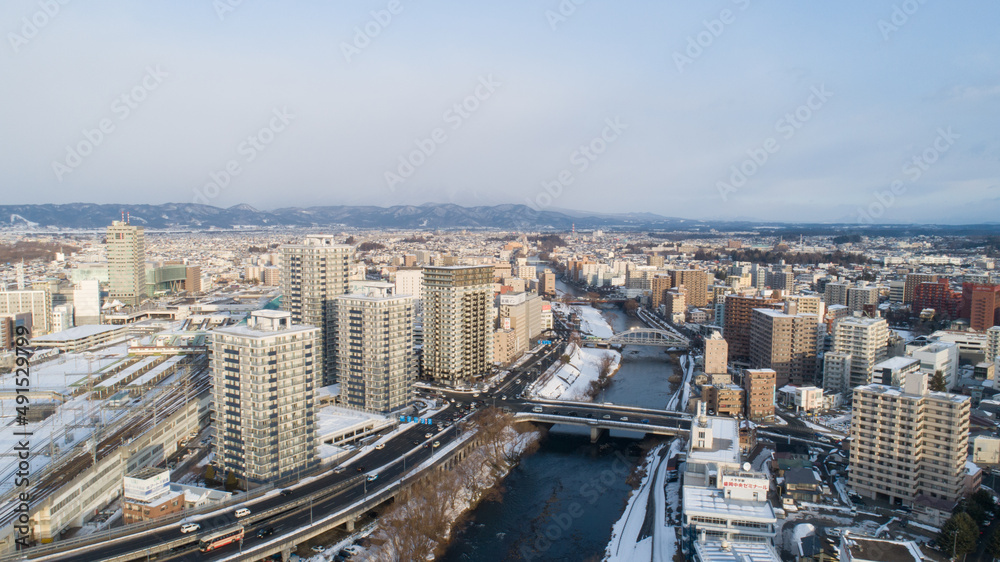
[1,203,998,235]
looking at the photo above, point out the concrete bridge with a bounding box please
[512,400,691,443]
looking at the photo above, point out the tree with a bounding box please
[344,235,356,245]
[598,353,616,379]
[203,465,217,483]
[970,489,997,515]
[623,300,638,315]
[987,528,1000,560]
[560,354,571,364]
[929,370,947,392]
[938,512,978,558]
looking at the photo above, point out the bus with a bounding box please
[198,524,244,552]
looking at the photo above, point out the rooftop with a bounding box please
[683,485,776,522]
[688,416,741,466]
[31,324,124,342]
[841,535,924,562]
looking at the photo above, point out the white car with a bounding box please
[180,523,200,534]
[424,433,432,439]
[620,416,628,421]
[375,443,385,450]
[432,441,441,448]
[235,508,251,518]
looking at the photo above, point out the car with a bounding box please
[180,523,200,534]
[433,441,441,447]
[413,440,421,445]
[257,527,274,538]
[356,466,365,473]
[585,413,594,418]
[641,419,649,424]
[473,393,480,398]
[366,474,378,482]
[501,395,507,400]
[235,508,251,518]
[602,414,611,419]
[568,411,579,417]
[343,545,363,555]
[312,545,327,552]
[620,416,629,421]
[425,433,433,438]
[375,443,385,450]
[532,406,544,413]
[334,466,346,474]
[280,489,293,496]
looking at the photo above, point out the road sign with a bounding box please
[399,416,433,425]
[540,340,552,344]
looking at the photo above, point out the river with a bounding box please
[439,269,676,561]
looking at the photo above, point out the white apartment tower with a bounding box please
[210,310,321,485]
[106,220,146,307]
[849,373,971,516]
[280,235,353,385]
[822,316,888,396]
[422,265,494,384]
[333,291,414,414]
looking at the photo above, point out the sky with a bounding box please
[1,0,998,224]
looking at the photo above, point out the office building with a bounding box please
[122,468,182,524]
[723,295,782,362]
[889,280,905,304]
[210,310,321,485]
[749,309,819,388]
[702,384,743,417]
[422,265,494,384]
[963,283,1000,331]
[849,374,971,525]
[670,269,709,307]
[872,356,920,387]
[744,368,776,421]
[904,273,938,305]
[281,235,353,385]
[106,220,146,307]
[822,316,888,395]
[73,279,101,325]
[0,313,32,350]
[909,341,959,390]
[988,326,1000,365]
[333,293,414,414]
[0,289,51,334]
[539,270,556,296]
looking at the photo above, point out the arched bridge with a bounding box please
[586,328,690,348]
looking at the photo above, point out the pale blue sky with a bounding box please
[2,0,997,223]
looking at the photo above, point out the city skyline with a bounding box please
[2,1,998,224]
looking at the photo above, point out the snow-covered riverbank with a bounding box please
[533,343,621,401]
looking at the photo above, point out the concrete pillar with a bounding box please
[281,546,291,561]
[590,426,603,443]
[346,519,355,532]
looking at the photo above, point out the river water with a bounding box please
[440,272,677,561]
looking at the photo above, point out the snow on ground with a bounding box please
[533,343,620,401]
[666,353,694,412]
[551,302,614,339]
[605,440,682,562]
[799,418,847,437]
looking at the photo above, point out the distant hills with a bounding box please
[1,203,998,235]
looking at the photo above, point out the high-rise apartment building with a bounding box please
[822,316,888,396]
[106,220,146,307]
[72,279,101,325]
[723,295,782,362]
[185,266,202,294]
[281,235,353,385]
[422,266,494,384]
[497,292,543,358]
[650,276,673,311]
[0,289,51,334]
[540,270,556,297]
[704,334,728,375]
[889,280,905,304]
[904,273,938,305]
[849,374,970,516]
[393,268,423,300]
[749,309,819,388]
[210,310,320,485]
[823,282,850,307]
[913,279,962,319]
[744,368,776,421]
[962,283,1000,331]
[669,269,709,307]
[847,286,879,315]
[333,292,414,413]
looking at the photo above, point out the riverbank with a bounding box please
[361,410,540,561]
[533,343,621,401]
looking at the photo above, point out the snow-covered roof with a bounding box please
[683,485,776,522]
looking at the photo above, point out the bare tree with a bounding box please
[598,353,615,379]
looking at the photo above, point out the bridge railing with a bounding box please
[523,397,692,417]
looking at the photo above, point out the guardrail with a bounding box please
[524,397,692,417]
[515,413,690,435]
